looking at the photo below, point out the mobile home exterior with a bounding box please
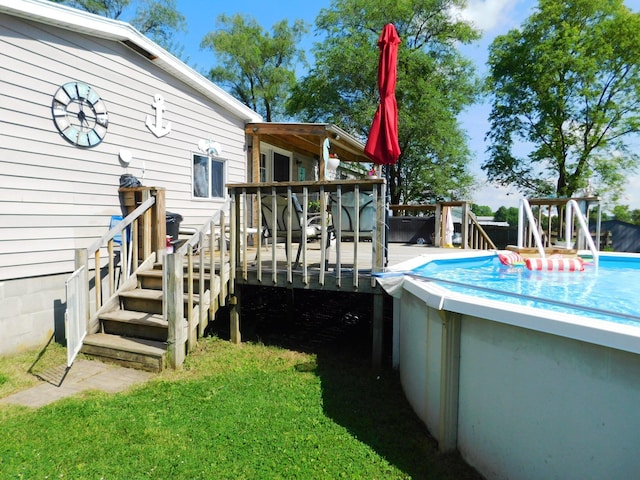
[0,0,262,355]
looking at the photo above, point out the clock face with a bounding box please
[51,82,109,147]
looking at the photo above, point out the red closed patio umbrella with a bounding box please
[365,23,401,165]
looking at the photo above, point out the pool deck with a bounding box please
[235,239,479,293]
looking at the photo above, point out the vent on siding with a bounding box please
[122,40,157,60]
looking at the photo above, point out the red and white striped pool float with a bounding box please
[524,257,584,272]
[497,250,524,266]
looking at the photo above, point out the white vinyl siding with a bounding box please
[0,13,251,281]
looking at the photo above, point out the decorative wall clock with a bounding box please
[51,81,109,147]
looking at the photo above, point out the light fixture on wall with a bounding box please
[198,139,223,157]
[119,149,132,166]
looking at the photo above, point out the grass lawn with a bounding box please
[0,337,482,479]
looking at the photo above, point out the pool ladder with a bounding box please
[517,198,599,266]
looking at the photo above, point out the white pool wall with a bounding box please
[387,251,640,480]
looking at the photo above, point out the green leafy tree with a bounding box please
[201,15,308,122]
[131,0,187,54]
[48,0,187,55]
[484,0,640,202]
[612,204,632,223]
[471,204,493,216]
[50,0,129,18]
[494,206,519,226]
[287,0,480,204]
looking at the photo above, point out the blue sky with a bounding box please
[172,0,640,211]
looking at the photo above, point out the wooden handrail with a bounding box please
[88,197,155,253]
[467,212,497,250]
[227,180,386,289]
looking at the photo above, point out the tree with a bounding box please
[484,0,640,202]
[287,0,480,204]
[471,204,493,216]
[48,0,187,56]
[201,15,308,122]
[494,206,519,226]
[131,0,187,54]
[612,204,632,223]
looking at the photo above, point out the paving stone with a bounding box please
[0,359,153,408]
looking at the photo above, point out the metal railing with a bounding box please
[517,197,600,264]
[65,265,87,367]
[518,198,547,257]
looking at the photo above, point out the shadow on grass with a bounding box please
[27,334,70,387]
[211,285,483,480]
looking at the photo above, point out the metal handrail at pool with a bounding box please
[226,179,386,289]
[518,196,600,265]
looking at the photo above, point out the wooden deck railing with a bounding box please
[466,211,497,250]
[80,193,159,331]
[390,201,496,250]
[227,179,386,289]
[67,189,162,367]
[67,185,232,369]
[165,206,231,365]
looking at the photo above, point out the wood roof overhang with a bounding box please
[245,122,371,164]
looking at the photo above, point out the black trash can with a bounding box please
[165,212,183,243]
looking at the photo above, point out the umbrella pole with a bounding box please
[384,165,390,266]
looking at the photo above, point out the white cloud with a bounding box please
[456,0,526,33]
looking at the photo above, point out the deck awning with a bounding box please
[246,123,371,180]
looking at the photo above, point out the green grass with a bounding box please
[0,338,481,479]
[0,339,67,399]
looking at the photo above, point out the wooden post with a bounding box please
[151,187,166,255]
[229,290,241,344]
[165,253,185,369]
[252,133,261,249]
[229,194,241,344]
[372,292,384,368]
[118,186,166,263]
[461,202,469,249]
[434,203,442,247]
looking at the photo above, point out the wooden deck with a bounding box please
[233,239,464,293]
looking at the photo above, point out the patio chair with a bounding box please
[260,193,322,267]
[329,190,375,242]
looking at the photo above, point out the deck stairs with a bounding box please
[81,261,214,372]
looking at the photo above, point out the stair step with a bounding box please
[153,261,213,272]
[100,309,166,326]
[120,288,163,302]
[81,333,166,372]
[137,268,212,291]
[99,310,168,342]
[119,288,162,314]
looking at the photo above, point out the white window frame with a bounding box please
[259,144,292,182]
[193,153,226,199]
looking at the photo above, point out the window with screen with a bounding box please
[193,154,225,199]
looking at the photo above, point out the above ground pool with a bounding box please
[407,252,640,327]
[382,250,640,480]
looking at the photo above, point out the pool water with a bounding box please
[410,254,640,327]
